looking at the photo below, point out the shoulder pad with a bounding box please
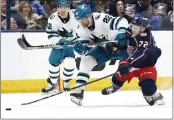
[94,14,101,20]
[70,9,76,13]
[140,33,147,36]
[48,12,57,20]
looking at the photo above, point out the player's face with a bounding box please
[58,6,69,17]
[131,24,141,37]
[78,16,90,27]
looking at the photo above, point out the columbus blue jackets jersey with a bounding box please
[127,28,156,50]
[126,28,160,68]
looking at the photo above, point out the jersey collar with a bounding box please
[58,12,70,24]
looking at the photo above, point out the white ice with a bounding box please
[1,89,173,119]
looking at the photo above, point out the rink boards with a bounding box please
[1,31,173,93]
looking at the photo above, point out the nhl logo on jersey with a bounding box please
[95,14,101,20]
[140,33,147,36]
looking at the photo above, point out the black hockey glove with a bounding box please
[117,60,130,76]
[105,42,120,54]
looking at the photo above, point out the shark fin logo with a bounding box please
[89,34,108,43]
[57,27,73,37]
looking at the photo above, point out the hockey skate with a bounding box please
[41,78,60,94]
[143,91,165,106]
[70,88,84,106]
[63,79,71,91]
[102,84,120,95]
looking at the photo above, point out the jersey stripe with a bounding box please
[110,17,116,30]
[115,17,124,29]
[46,30,57,34]
[48,35,59,39]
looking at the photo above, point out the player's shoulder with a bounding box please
[48,11,58,21]
[70,9,76,13]
[140,28,151,37]
[92,12,113,21]
[69,9,76,18]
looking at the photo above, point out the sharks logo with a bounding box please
[89,34,109,43]
[57,27,73,37]
[95,14,101,20]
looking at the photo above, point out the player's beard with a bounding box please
[87,17,92,27]
[81,22,88,27]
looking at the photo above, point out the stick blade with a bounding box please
[17,38,29,50]
[21,34,32,47]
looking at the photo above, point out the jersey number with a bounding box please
[103,15,112,23]
[47,23,52,30]
[139,41,148,48]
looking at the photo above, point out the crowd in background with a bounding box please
[1,0,173,30]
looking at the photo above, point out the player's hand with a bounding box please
[117,60,130,76]
[105,42,120,54]
[59,39,73,46]
[74,41,88,55]
[115,32,127,46]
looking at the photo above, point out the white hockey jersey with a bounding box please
[46,10,83,44]
[76,13,129,43]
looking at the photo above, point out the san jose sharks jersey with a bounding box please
[76,13,129,43]
[46,10,82,44]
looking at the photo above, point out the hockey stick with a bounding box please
[17,34,117,50]
[17,34,74,50]
[21,73,114,105]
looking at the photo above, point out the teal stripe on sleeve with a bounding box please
[48,35,59,39]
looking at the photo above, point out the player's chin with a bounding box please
[132,33,137,37]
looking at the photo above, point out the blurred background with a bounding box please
[1,0,173,30]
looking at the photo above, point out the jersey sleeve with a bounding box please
[112,16,129,31]
[100,13,129,31]
[145,30,156,48]
[46,14,62,44]
[99,14,129,43]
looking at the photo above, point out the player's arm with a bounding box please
[102,14,129,45]
[73,24,91,56]
[104,15,129,75]
[101,14,128,54]
[112,16,129,46]
[141,29,156,48]
[46,15,61,44]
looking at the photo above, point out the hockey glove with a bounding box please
[117,60,130,76]
[105,42,120,54]
[59,38,73,46]
[115,31,127,46]
[74,41,88,55]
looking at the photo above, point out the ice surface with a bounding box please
[1,89,173,119]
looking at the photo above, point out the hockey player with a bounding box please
[70,4,129,106]
[102,16,164,106]
[41,0,79,94]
